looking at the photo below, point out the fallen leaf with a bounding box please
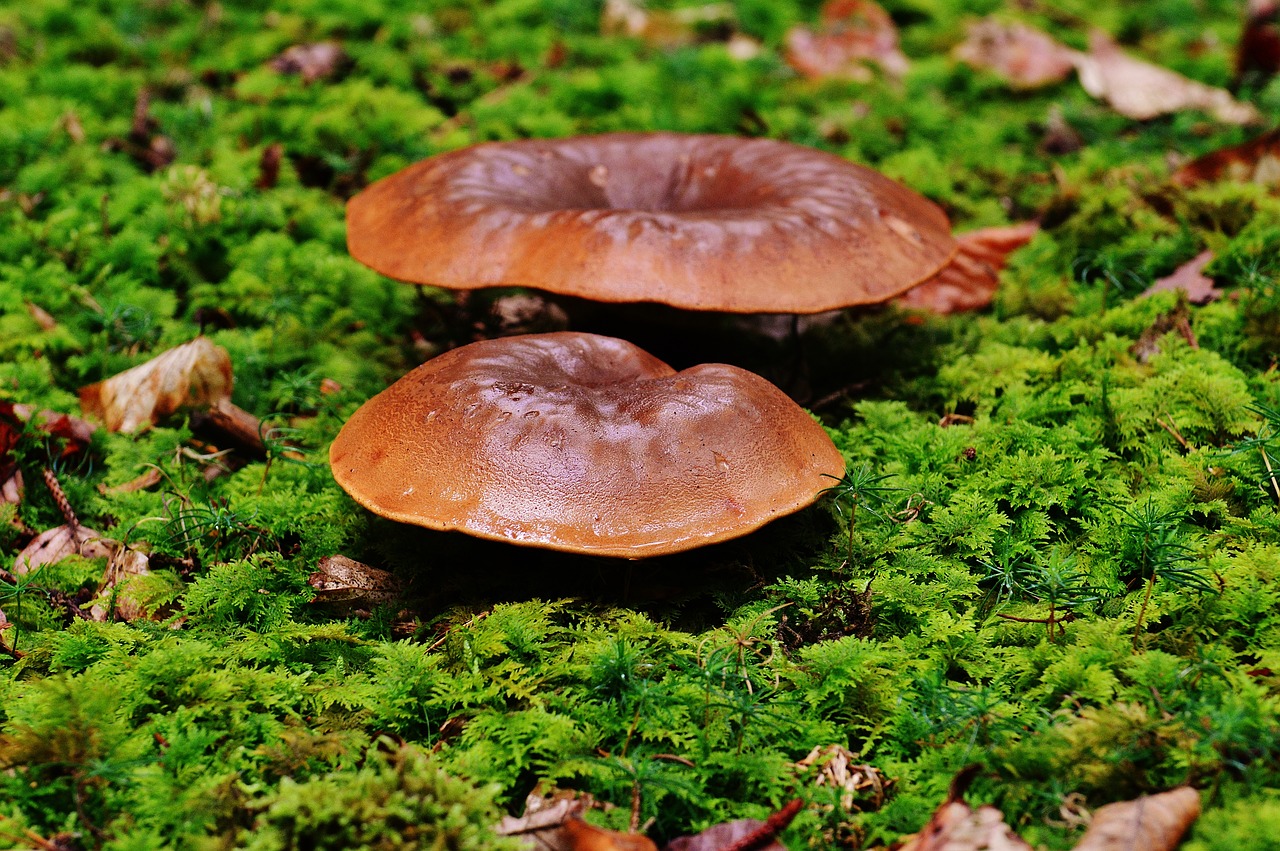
[560,819,657,851]
[25,302,57,331]
[88,544,155,622]
[784,0,908,82]
[953,18,1078,89]
[269,42,350,83]
[1073,788,1200,851]
[1130,297,1198,364]
[1171,127,1280,187]
[896,222,1039,314]
[79,337,233,433]
[497,786,590,841]
[1074,30,1260,124]
[308,555,404,608]
[601,0,736,50]
[897,767,1033,851]
[796,745,890,811]
[12,525,112,575]
[663,800,801,851]
[1,468,21,506]
[255,142,283,189]
[1236,0,1280,89]
[1140,251,1220,304]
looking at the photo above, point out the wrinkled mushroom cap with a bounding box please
[347,132,955,314]
[330,332,845,557]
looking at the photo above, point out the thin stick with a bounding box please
[42,468,79,531]
[424,611,489,654]
[1262,447,1280,504]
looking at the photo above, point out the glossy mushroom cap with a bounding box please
[347,132,956,314]
[330,332,846,557]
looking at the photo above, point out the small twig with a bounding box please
[629,776,642,833]
[722,799,805,851]
[424,611,489,654]
[1262,447,1280,504]
[42,467,79,531]
[1155,415,1192,452]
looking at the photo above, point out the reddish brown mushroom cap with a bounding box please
[347,132,956,314]
[329,332,846,557]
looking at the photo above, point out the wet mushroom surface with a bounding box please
[347,132,956,314]
[330,332,846,557]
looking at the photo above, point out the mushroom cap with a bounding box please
[329,332,845,557]
[347,132,956,314]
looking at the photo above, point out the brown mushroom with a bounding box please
[329,332,845,557]
[347,132,955,314]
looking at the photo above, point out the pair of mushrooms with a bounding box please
[331,133,955,558]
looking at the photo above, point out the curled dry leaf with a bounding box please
[784,0,908,82]
[269,42,350,83]
[1171,128,1280,187]
[1130,299,1198,364]
[896,222,1039,314]
[308,554,404,609]
[88,544,154,622]
[1073,787,1200,851]
[1074,30,1260,124]
[796,744,890,811]
[98,467,164,495]
[79,337,233,433]
[12,525,113,574]
[1140,251,1220,305]
[497,786,591,844]
[953,18,1079,89]
[25,302,57,331]
[898,767,1032,851]
[601,0,736,50]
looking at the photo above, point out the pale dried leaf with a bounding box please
[1074,31,1260,124]
[784,0,908,81]
[497,788,588,838]
[601,0,735,50]
[1072,788,1200,851]
[308,555,404,608]
[79,337,233,433]
[89,545,154,622]
[12,525,112,575]
[896,222,1039,314]
[269,42,349,83]
[1,469,21,506]
[1140,251,1220,305]
[953,19,1079,89]
[898,801,1033,851]
[1171,128,1280,187]
[796,744,890,810]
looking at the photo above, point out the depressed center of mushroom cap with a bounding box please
[443,133,872,219]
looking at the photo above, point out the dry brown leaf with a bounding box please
[1237,0,1280,88]
[1140,251,1220,305]
[898,802,1032,851]
[308,555,404,609]
[784,0,908,82]
[12,525,113,574]
[497,787,590,840]
[896,222,1039,314]
[79,337,233,433]
[663,801,801,851]
[269,42,350,83]
[88,545,154,622]
[1073,788,1200,851]
[953,18,1078,89]
[601,0,736,50]
[797,745,890,811]
[1130,298,1198,364]
[1171,128,1280,187]
[25,302,57,331]
[1,468,21,506]
[1074,30,1260,124]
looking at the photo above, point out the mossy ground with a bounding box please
[2,0,1280,848]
